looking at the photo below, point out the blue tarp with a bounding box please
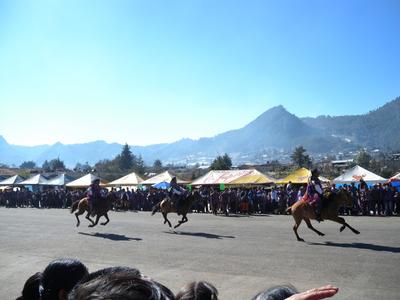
[152,181,171,190]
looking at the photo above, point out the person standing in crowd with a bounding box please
[358,179,369,216]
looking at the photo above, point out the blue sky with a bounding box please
[0,0,399,146]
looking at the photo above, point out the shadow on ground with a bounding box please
[78,232,142,241]
[308,241,400,253]
[164,231,235,239]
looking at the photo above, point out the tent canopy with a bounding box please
[389,172,400,183]
[191,169,274,186]
[66,173,107,188]
[0,174,24,186]
[141,171,188,185]
[19,174,49,185]
[46,174,74,186]
[276,168,330,184]
[108,172,144,186]
[333,165,386,184]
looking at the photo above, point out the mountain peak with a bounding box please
[0,135,8,146]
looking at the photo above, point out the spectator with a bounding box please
[16,272,41,300]
[175,281,218,300]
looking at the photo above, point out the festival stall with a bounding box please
[0,174,24,186]
[191,169,274,186]
[66,173,107,188]
[19,174,49,185]
[276,168,330,184]
[107,172,144,190]
[332,165,386,185]
[46,174,74,186]
[141,171,188,185]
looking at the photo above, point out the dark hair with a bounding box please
[175,281,218,300]
[68,270,174,300]
[80,266,141,283]
[40,258,88,300]
[16,272,41,300]
[251,285,298,300]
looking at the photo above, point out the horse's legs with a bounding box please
[293,217,304,242]
[304,218,325,236]
[174,214,188,229]
[163,213,172,228]
[89,215,100,227]
[100,213,109,226]
[330,216,360,234]
[75,212,81,227]
[85,212,95,226]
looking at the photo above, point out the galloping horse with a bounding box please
[70,193,116,227]
[151,190,200,229]
[287,189,360,241]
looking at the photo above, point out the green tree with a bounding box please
[49,158,66,171]
[210,153,232,170]
[291,146,312,168]
[116,143,134,170]
[355,149,372,169]
[153,159,163,172]
[134,155,145,175]
[42,160,50,171]
[20,161,36,169]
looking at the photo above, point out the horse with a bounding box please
[287,189,360,242]
[70,193,116,227]
[151,190,200,229]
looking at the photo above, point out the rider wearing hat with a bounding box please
[169,176,186,215]
[305,168,324,222]
[87,178,101,216]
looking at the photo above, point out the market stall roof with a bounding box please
[388,172,400,183]
[46,174,74,186]
[0,174,24,186]
[19,174,49,185]
[66,173,107,188]
[332,165,386,184]
[108,172,144,186]
[191,169,274,186]
[276,168,330,184]
[141,171,188,185]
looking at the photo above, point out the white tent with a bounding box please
[191,169,274,186]
[19,174,49,185]
[0,174,24,186]
[141,171,188,185]
[108,172,144,186]
[46,174,74,186]
[333,165,386,184]
[66,173,107,188]
[389,172,400,182]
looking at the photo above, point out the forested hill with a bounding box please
[302,97,400,150]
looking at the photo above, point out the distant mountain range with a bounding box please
[1,97,399,167]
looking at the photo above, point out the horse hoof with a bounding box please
[297,238,305,242]
[319,233,325,236]
[355,231,360,234]
[340,226,345,232]
[100,223,106,226]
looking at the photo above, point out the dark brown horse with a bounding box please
[70,193,116,227]
[287,189,360,241]
[151,190,200,229]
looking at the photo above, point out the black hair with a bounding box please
[175,281,218,300]
[68,269,174,300]
[251,285,298,300]
[16,272,41,300]
[40,258,88,300]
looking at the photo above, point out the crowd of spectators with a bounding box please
[1,182,399,217]
[16,258,339,300]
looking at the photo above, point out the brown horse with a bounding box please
[151,190,200,229]
[70,193,116,227]
[287,189,360,241]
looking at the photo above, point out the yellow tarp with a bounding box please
[276,168,330,184]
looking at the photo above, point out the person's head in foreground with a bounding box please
[16,272,42,300]
[40,258,89,300]
[175,281,218,300]
[252,284,338,300]
[68,267,174,300]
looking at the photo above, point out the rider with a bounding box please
[87,178,102,216]
[169,176,186,215]
[304,168,324,222]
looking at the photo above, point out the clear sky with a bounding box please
[0,0,399,146]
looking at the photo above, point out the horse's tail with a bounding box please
[286,206,292,214]
[151,202,161,215]
[70,200,80,214]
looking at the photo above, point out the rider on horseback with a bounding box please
[304,168,324,222]
[87,178,101,216]
[169,176,186,215]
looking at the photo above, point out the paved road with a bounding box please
[0,208,399,299]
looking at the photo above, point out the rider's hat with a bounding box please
[311,168,320,178]
[170,176,177,184]
[92,178,101,184]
